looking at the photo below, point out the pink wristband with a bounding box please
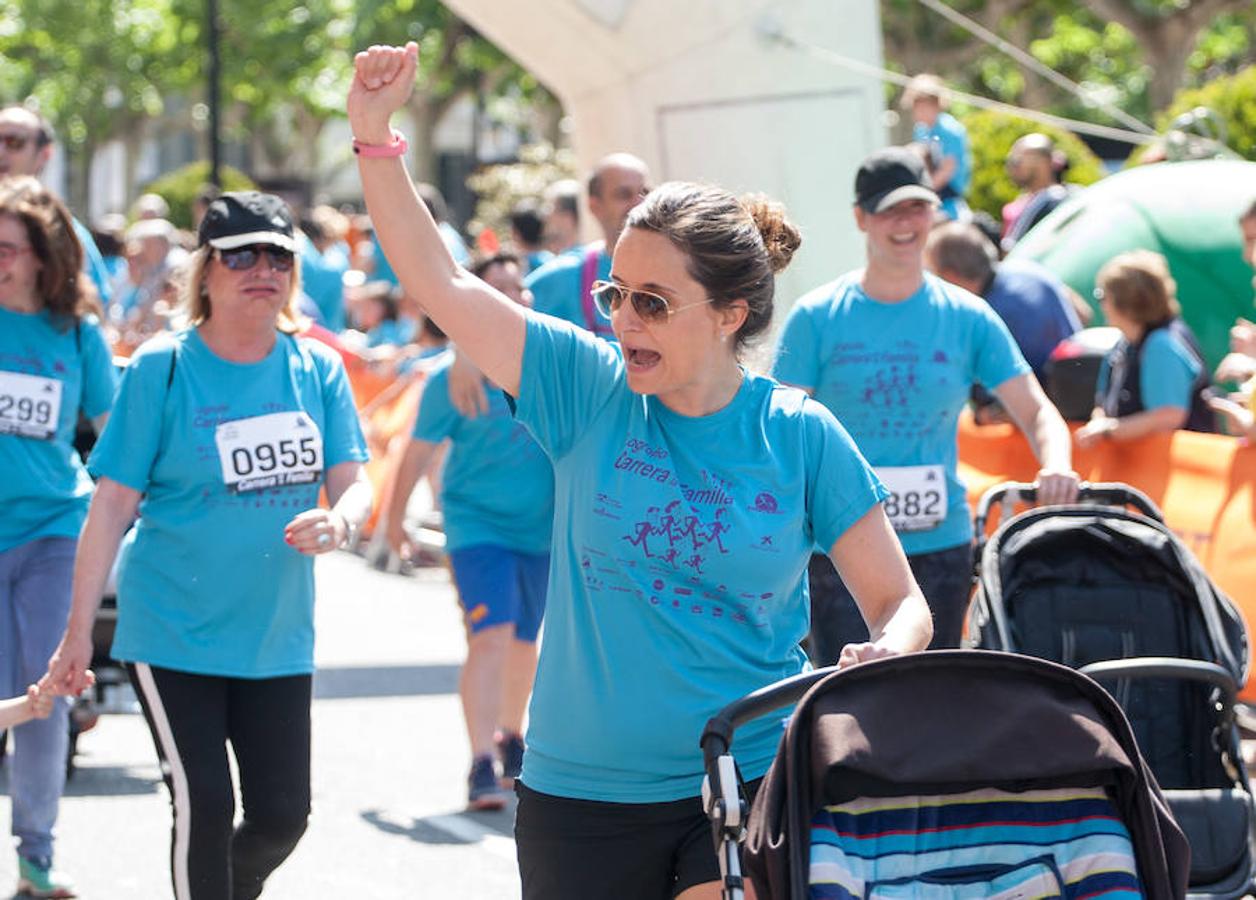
[352,129,408,158]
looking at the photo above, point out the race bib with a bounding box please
[876,465,947,532]
[215,411,323,493]
[0,370,62,440]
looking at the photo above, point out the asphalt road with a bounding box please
[0,550,520,899]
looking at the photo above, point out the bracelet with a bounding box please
[352,129,408,158]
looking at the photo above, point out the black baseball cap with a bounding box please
[197,191,296,252]
[854,147,939,214]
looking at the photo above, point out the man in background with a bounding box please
[0,105,113,305]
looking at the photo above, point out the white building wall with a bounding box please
[443,0,887,306]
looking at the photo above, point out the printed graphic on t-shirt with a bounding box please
[825,338,959,443]
[215,411,324,493]
[579,435,789,628]
[0,369,62,440]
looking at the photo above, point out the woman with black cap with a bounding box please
[43,191,371,900]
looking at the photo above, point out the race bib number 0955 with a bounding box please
[0,370,62,441]
[215,412,323,493]
[875,464,947,532]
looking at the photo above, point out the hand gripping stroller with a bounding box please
[970,481,1255,898]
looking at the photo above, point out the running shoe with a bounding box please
[497,731,525,785]
[467,755,508,811]
[17,855,76,899]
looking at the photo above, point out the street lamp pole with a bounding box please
[207,0,222,188]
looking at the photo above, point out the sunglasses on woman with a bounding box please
[216,244,295,272]
[590,280,713,322]
[0,133,33,151]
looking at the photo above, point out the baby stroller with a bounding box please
[700,650,1190,899]
[968,481,1255,898]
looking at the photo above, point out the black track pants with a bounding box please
[128,664,312,900]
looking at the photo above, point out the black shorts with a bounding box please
[515,779,761,899]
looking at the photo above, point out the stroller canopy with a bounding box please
[744,651,1190,900]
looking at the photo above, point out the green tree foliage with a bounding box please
[143,161,255,229]
[882,0,1256,130]
[0,0,199,211]
[1,0,554,205]
[960,108,1106,219]
[1154,64,1256,161]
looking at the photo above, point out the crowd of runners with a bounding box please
[1,40,1255,900]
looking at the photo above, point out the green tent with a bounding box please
[1009,159,1256,369]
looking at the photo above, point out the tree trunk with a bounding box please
[406,93,446,185]
[122,120,145,207]
[73,140,94,223]
[1088,0,1251,112]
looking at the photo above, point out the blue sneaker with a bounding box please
[497,731,525,785]
[467,755,508,811]
[17,856,76,899]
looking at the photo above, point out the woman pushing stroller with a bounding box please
[350,43,931,899]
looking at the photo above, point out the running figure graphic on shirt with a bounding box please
[622,500,732,569]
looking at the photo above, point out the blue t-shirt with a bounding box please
[0,309,117,552]
[983,259,1081,380]
[524,243,614,338]
[1096,327,1202,411]
[372,222,470,288]
[524,250,554,274]
[366,318,416,348]
[300,234,349,333]
[515,315,887,802]
[913,112,971,221]
[72,217,113,305]
[773,272,1029,555]
[89,329,368,678]
[412,360,554,554]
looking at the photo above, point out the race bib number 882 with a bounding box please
[215,412,323,494]
[875,464,947,532]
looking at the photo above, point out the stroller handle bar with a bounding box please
[1079,657,1238,712]
[700,667,836,768]
[974,481,1163,539]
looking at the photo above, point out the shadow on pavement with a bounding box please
[313,663,461,700]
[360,805,515,844]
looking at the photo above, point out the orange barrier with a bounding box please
[359,375,426,538]
[958,411,1256,698]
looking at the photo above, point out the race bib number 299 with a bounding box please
[875,465,947,532]
[0,370,62,440]
[215,412,323,493]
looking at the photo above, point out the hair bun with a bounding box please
[741,194,801,274]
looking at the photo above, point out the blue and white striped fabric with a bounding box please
[809,787,1143,898]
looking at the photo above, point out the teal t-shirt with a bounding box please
[515,315,887,802]
[1096,327,1202,411]
[773,272,1028,555]
[366,318,416,348]
[72,216,113,305]
[0,309,117,552]
[411,360,554,554]
[913,111,971,221]
[89,329,369,678]
[524,243,615,338]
